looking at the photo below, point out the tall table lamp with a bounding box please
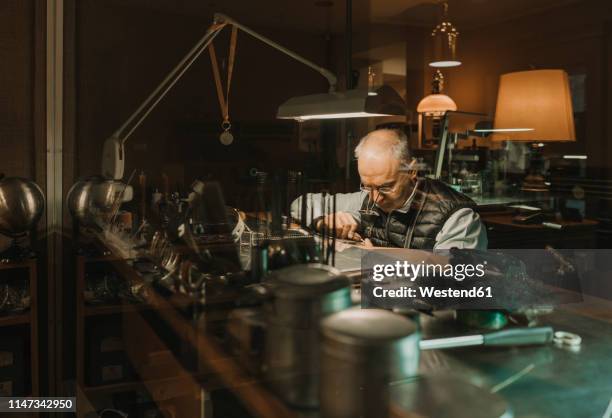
[492,69,576,191]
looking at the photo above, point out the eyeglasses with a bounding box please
[359,183,396,196]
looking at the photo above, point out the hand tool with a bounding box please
[419,326,554,350]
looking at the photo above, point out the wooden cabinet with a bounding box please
[0,259,39,417]
[74,253,201,417]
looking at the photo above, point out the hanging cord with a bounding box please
[209,26,238,134]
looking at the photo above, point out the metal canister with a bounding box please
[263,264,352,408]
[320,308,420,418]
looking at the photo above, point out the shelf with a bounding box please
[0,259,36,271]
[82,374,207,397]
[85,303,150,316]
[82,380,144,395]
[83,254,123,264]
[0,313,30,327]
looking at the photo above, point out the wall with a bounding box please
[0,0,36,178]
[0,0,45,250]
[73,0,338,206]
[72,1,612,199]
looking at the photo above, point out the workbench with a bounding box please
[419,302,612,418]
[76,243,612,418]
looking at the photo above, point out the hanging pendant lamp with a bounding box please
[429,2,461,68]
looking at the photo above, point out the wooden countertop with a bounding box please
[482,214,598,229]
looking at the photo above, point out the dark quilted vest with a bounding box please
[360,178,476,249]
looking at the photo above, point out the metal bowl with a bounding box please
[67,177,130,225]
[0,177,45,237]
[67,178,97,225]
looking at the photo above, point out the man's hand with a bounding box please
[316,212,362,241]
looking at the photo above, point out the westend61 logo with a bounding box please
[371,260,487,282]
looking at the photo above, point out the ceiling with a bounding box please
[122,0,582,33]
[385,0,582,28]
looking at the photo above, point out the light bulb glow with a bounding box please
[429,60,462,68]
[290,112,392,121]
[472,128,534,133]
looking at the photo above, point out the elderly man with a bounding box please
[291,129,487,250]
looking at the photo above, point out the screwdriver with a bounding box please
[419,326,554,350]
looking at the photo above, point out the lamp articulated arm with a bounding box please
[214,13,337,94]
[111,21,225,145]
[101,13,338,180]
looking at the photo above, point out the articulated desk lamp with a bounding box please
[100,13,406,181]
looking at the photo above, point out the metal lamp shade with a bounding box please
[277,85,406,121]
[67,177,133,226]
[492,69,576,142]
[429,22,461,68]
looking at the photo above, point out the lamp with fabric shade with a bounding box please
[492,69,576,192]
[492,69,576,142]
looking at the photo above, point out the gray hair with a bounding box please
[354,129,411,164]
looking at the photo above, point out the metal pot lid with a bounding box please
[322,308,417,344]
[267,263,350,298]
[391,374,512,418]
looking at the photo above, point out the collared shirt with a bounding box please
[290,187,488,250]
